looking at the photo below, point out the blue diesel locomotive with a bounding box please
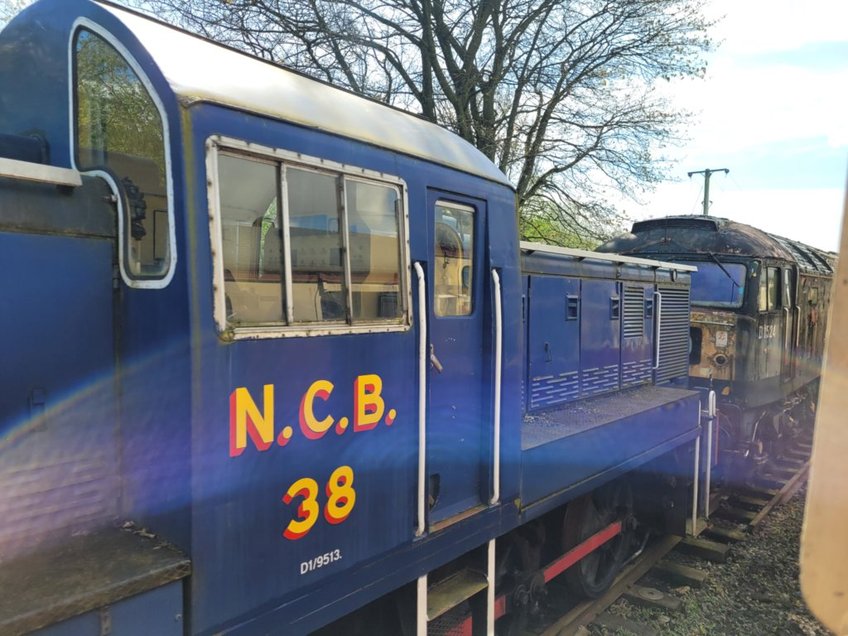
[0,1,707,634]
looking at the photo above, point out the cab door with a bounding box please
[781,267,797,381]
[426,193,489,525]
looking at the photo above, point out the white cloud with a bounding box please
[629,0,848,253]
[707,0,848,55]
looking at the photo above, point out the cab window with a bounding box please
[213,143,408,335]
[434,202,475,316]
[74,28,172,283]
[760,266,781,311]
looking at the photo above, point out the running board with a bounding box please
[0,157,82,187]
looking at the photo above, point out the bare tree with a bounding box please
[0,0,33,29]
[127,0,714,245]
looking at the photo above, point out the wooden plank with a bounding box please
[703,525,748,543]
[776,457,805,470]
[750,462,810,527]
[766,466,798,480]
[737,485,779,498]
[677,536,730,562]
[540,536,682,636]
[755,475,786,490]
[730,494,770,509]
[783,449,810,462]
[713,506,757,523]
[624,585,682,611]
[652,560,708,588]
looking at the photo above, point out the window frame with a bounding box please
[767,266,781,310]
[207,135,412,340]
[433,199,477,318]
[68,19,177,289]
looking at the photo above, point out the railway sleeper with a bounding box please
[714,505,758,523]
[703,524,749,543]
[593,612,657,636]
[651,560,709,588]
[676,536,730,563]
[624,584,682,611]
[730,493,772,510]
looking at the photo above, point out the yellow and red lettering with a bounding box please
[283,477,320,540]
[324,465,356,525]
[299,379,335,440]
[353,374,385,431]
[229,385,275,457]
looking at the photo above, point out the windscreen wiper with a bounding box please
[707,251,741,288]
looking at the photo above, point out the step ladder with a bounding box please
[416,540,496,636]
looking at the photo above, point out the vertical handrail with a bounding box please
[653,290,663,370]
[414,262,427,537]
[783,306,792,375]
[705,390,716,519]
[691,414,701,536]
[416,575,427,636]
[491,269,503,505]
[486,539,496,635]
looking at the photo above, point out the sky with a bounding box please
[623,0,848,252]
[1,0,845,251]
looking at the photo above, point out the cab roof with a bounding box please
[598,215,835,275]
[95,2,512,187]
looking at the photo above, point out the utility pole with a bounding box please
[687,168,729,216]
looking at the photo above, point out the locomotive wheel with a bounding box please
[561,483,633,598]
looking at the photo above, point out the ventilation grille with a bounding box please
[656,285,690,383]
[622,286,645,338]
[581,364,620,397]
[530,371,579,409]
[622,358,652,388]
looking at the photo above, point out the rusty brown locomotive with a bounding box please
[598,215,834,483]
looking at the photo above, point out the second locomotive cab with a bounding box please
[599,215,835,484]
[0,1,713,634]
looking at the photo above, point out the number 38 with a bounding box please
[282,465,356,540]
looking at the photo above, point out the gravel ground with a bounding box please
[590,488,831,635]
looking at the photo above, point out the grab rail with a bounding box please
[414,262,427,536]
[653,291,663,370]
[491,269,502,505]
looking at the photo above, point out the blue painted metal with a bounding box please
[34,582,184,636]
[184,104,522,634]
[527,275,581,410]
[0,1,704,634]
[520,389,701,508]
[0,231,119,554]
[580,280,621,397]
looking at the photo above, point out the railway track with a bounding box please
[526,439,813,636]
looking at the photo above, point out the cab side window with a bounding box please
[214,144,407,334]
[74,28,172,283]
[760,266,781,311]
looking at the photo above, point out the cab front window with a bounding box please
[687,261,746,308]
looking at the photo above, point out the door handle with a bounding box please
[430,344,444,373]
